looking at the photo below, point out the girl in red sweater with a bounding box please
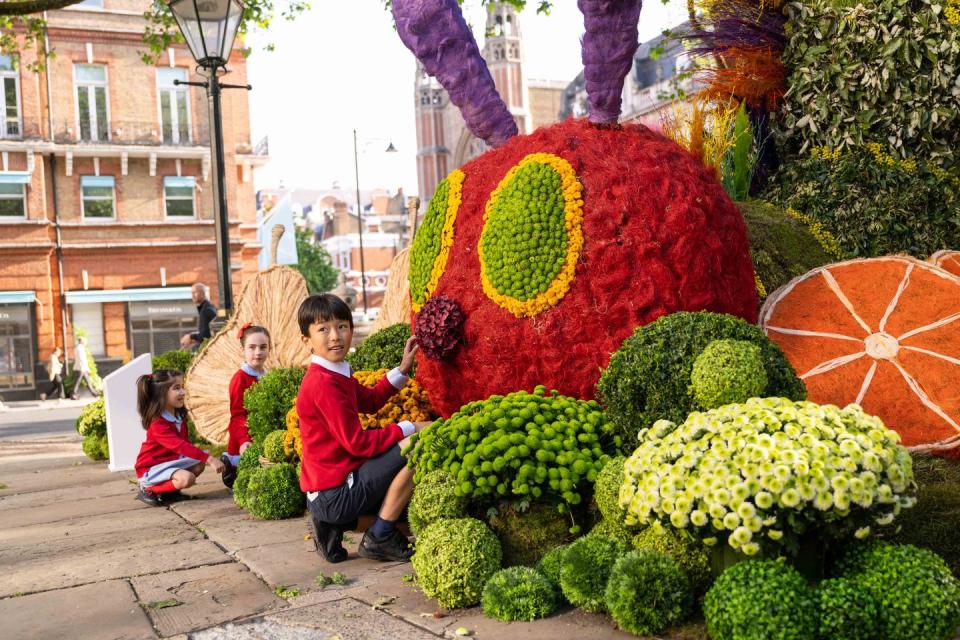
[134,369,225,506]
[220,323,271,489]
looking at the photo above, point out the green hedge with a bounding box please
[346,323,411,373]
[244,368,304,444]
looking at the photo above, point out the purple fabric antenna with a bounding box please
[578,0,642,125]
[392,0,518,148]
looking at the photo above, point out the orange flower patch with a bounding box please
[929,250,960,278]
[760,256,960,456]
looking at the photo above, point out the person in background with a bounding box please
[40,347,65,402]
[180,283,218,350]
[71,336,100,400]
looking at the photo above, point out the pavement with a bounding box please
[0,404,694,640]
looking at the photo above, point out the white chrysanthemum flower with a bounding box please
[780,489,801,508]
[875,512,895,526]
[767,529,784,541]
[854,526,871,539]
[755,491,774,510]
[690,509,708,527]
[722,512,741,530]
[737,501,757,520]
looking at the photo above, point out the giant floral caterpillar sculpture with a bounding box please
[393,0,758,417]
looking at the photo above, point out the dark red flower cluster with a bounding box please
[415,295,465,361]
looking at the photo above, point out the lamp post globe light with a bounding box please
[167,0,247,312]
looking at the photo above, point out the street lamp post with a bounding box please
[352,130,397,315]
[167,0,249,312]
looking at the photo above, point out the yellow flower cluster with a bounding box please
[283,404,302,459]
[811,146,842,161]
[353,368,435,429]
[946,0,960,26]
[412,169,464,312]
[785,207,843,259]
[815,143,922,174]
[478,153,584,317]
[930,165,960,189]
[754,273,768,299]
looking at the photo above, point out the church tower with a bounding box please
[483,3,531,135]
[413,64,450,209]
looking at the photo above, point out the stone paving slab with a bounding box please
[198,512,311,553]
[1,489,147,528]
[0,458,121,497]
[0,538,231,598]
[131,563,285,637]
[0,579,157,640]
[265,596,439,639]
[0,475,136,510]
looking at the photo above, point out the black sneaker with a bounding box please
[137,487,161,507]
[358,528,414,562]
[162,490,192,503]
[220,454,237,490]
[307,514,348,563]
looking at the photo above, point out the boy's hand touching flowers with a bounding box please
[399,337,419,376]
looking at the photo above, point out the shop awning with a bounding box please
[0,290,37,304]
[66,286,193,304]
[0,171,32,184]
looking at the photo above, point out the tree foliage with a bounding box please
[294,228,339,294]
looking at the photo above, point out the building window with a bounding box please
[75,64,109,142]
[81,176,115,219]
[0,183,25,217]
[129,301,196,357]
[0,303,35,391]
[164,176,195,217]
[0,55,21,137]
[157,67,191,144]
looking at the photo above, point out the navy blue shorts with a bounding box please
[306,445,406,526]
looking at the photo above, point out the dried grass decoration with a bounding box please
[186,226,312,444]
[371,247,411,332]
[929,250,960,279]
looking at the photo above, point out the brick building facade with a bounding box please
[0,0,266,400]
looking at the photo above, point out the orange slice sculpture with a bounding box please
[929,250,960,278]
[760,256,960,456]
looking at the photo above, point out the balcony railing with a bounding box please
[52,120,210,147]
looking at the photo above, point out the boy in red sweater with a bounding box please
[297,294,425,563]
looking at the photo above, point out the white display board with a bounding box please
[105,353,152,472]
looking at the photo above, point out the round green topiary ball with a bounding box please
[488,501,572,567]
[346,323,412,373]
[82,433,106,461]
[481,566,558,621]
[237,441,263,474]
[262,429,288,463]
[536,544,567,594]
[605,550,693,636]
[408,470,465,536]
[233,469,252,509]
[704,559,817,640]
[590,519,633,545]
[632,527,712,595]
[244,463,305,520]
[594,455,628,526]
[559,533,628,613]
[412,517,502,609]
[817,577,878,640]
[834,541,960,640]
[690,339,768,409]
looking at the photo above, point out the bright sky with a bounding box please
[246,1,688,198]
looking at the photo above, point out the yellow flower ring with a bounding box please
[478,153,584,318]
[410,169,465,311]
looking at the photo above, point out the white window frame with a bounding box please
[68,0,105,8]
[0,56,22,139]
[80,175,116,220]
[163,176,197,219]
[0,183,26,218]
[156,67,192,145]
[74,64,111,142]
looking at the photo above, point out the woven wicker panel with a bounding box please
[186,264,312,444]
[370,247,412,332]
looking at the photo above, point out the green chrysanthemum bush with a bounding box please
[590,518,633,545]
[816,577,878,640]
[481,566,559,622]
[834,541,960,640]
[621,398,916,557]
[244,463,305,520]
[558,533,628,613]
[408,470,465,536]
[262,430,288,463]
[405,386,614,523]
[690,339,767,410]
[412,517,502,609]
[605,550,693,637]
[597,312,805,453]
[704,559,818,640]
[632,526,712,595]
[345,323,412,374]
[488,501,573,567]
[244,367,304,444]
[536,544,567,593]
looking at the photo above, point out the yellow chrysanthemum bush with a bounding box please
[620,398,916,558]
[352,368,436,429]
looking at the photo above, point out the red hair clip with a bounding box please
[145,373,154,381]
[236,322,253,339]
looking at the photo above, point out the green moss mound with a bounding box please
[632,527,712,595]
[408,470,465,536]
[597,312,805,453]
[816,578,878,640]
[76,397,106,438]
[536,544,567,593]
[244,463,304,520]
[487,501,573,567]
[704,559,817,640]
[593,455,628,526]
[346,323,412,373]
[244,367,304,444]
[262,430,288,463]
[481,566,558,622]
[690,339,767,410]
[834,541,960,640]
[412,517,502,609]
[738,200,839,299]
[605,550,693,636]
[558,533,628,613]
[82,433,108,461]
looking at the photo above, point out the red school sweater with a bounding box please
[227,368,258,455]
[134,414,209,478]
[297,363,405,492]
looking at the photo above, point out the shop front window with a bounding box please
[0,304,34,390]
[128,301,196,357]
